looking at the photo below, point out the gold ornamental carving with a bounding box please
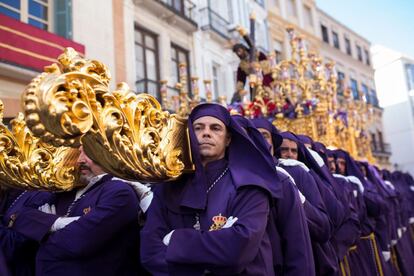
[22,48,193,183]
[0,102,79,191]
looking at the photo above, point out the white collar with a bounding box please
[75,173,108,200]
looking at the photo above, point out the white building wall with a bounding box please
[372,44,414,174]
[72,0,116,89]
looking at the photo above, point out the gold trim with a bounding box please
[0,25,65,51]
[0,43,56,63]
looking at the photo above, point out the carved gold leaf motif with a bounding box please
[22,48,193,183]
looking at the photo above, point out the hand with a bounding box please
[222,216,238,229]
[163,230,175,246]
[112,177,152,200]
[38,203,56,215]
[51,216,80,232]
[382,251,391,262]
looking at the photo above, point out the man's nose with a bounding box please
[202,128,212,137]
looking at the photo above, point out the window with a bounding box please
[356,45,363,62]
[304,5,313,27]
[212,63,220,99]
[337,71,345,96]
[364,49,370,66]
[321,24,329,43]
[0,0,50,30]
[350,79,359,99]
[171,43,191,94]
[135,27,160,98]
[345,37,352,56]
[406,64,414,91]
[255,0,265,7]
[0,0,72,38]
[332,31,340,49]
[287,0,297,17]
[274,40,283,64]
[370,89,379,107]
[361,83,369,103]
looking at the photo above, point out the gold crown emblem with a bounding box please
[209,213,227,231]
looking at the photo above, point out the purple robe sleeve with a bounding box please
[276,179,315,275]
[282,166,331,243]
[311,171,346,231]
[12,209,58,242]
[165,188,269,273]
[33,185,138,259]
[0,225,28,261]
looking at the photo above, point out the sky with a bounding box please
[316,0,414,58]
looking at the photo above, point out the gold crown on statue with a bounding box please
[22,48,194,184]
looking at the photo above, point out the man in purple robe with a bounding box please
[237,116,315,275]
[141,104,280,275]
[333,150,387,276]
[11,146,150,275]
[276,131,345,276]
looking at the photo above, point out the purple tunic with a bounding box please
[12,175,141,276]
[1,190,52,276]
[270,170,315,275]
[0,245,11,276]
[279,165,331,243]
[141,159,273,275]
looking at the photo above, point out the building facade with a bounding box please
[0,0,392,167]
[372,45,414,174]
[316,8,391,168]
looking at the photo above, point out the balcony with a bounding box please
[371,141,392,156]
[0,14,84,72]
[199,7,231,40]
[135,0,197,32]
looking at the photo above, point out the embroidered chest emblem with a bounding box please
[209,213,227,231]
[83,206,91,215]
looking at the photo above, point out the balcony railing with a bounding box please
[371,141,392,155]
[156,0,197,23]
[199,7,230,39]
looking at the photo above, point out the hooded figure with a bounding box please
[141,104,277,275]
[236,116,315,275]
[333,150,386,276]
[278,132,344,276]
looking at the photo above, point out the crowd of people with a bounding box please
[1,103,414,275]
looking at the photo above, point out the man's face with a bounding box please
[258,128,274,155]
[280,139,298,160]
[327,156,336,173]
[76,146,105,185]
[236,47,247,59]
[360,165,367,177]
[336,158,347,175]
[193,116,231,166]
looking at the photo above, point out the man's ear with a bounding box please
[225,132,232,147]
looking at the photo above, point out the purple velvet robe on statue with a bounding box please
[141,104,277,275]
[12,175,141,276]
